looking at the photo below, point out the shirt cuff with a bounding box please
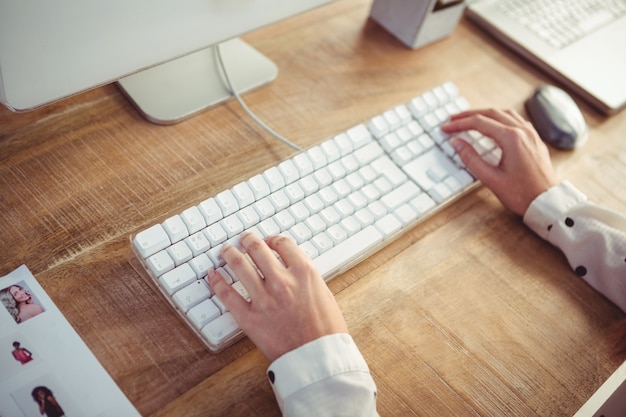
[267,333,370,402]
[523,181,588,240]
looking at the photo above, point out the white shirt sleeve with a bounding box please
[523,181,626,312]
[267,333,379,417]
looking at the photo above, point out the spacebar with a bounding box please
[313,226,384,280]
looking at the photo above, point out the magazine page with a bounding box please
[0,265,141,417]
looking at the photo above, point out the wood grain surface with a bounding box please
[1,0,625,415]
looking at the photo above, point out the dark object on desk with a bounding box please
[369,0,465,49]
[525,85,588,150]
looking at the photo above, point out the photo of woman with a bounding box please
[12,341,33,365]
[31,386,65,417]
[0,283,44,323]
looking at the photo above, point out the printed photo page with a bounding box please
[0,265,141,417]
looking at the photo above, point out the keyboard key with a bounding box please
[381,132,402,153]
[253,197,276,220]
[380,182,420,211]
[202,313,240,346]
[167,241,193,266]
[185,231,211,256]
[269,189,290,211]
[429,183,453,203]
[346,124,372,148]
[162,215,189,244]
[367,201,387,220]
[237,206,260,229]
[321,138,341,162]
[299,241,319,259]
[285,183,305,203]
[247,174,271,199]
[354,142,384,165]
[274,210,296,231]
[311,232,334,254]
[306,146,327,169]
[160,264,196,295]
[332,133,352,157]
[220,214,244,238]
[204,223,228,246]
[320,206,341,226]
[313,226,383,278]
[207,245,225,268]
[134,224,170,258]
[278,160,300,184]
[340,216,361,235]
[198,198,223,225]
[232,182,255,208]
[146,250,175,277]
[258,218,280,237]
[394,204,418,224]
[410,193,436,215]
[368,115,388,138]
[394,104,412,124]
[263,167,286,192]
[402,148,459,192]
[372,157,407,186]
[305,214,327,235]
[326,224,348,244]
[298,175,320,196]
[188,299,221,329]
[289,202,310,222]
[304,194,325,214]
[290,223,313,244]
[293,153,314,176]
[189,253,213,279]
[216,190,239,216]
[173,279,211,312]
[181,206,206,234]
[375,214,402,236]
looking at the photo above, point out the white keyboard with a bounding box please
[131,82,502,353]
[501,0,626,49]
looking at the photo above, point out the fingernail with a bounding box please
[238,231,251,247]
[451,138,465,152]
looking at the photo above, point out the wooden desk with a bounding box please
[1,0,625,415]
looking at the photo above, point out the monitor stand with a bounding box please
[117,37,278,125]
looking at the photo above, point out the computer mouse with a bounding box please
[524,85,588,150]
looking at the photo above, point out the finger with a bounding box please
[239,232,284,279]
[221,244,264,299]
[478,108,521,126]
[449,109,499,123]
[443,113,487,134]
[505,108,528,125]
[448,108,520,127]
[265,235,309,269]
[451,138,499,186]
[443,113,518,149]
[448,109,491,123]
[206,269,250,317]
[445,109,519,138]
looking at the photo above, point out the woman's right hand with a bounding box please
[207,232,348,362]
[442,108,558,216]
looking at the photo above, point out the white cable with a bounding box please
[215,43,303,152]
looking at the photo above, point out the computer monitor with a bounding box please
[0,0,334,124]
